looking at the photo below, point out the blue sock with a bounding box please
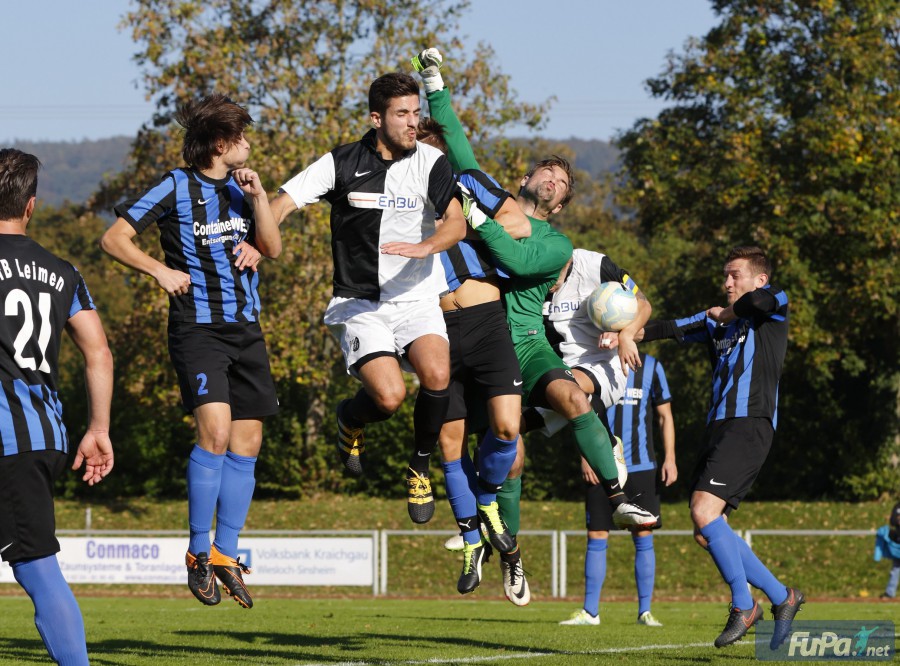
[212,451,257,558]
[583,537,608,617]
[187,445,225,555]
[460,451,478,497]
[476,431,518,506]
[442,458,480,545]
[700,516,753,609]
[732,530,787,605]
[633,533,655,615]
[13,555,89,666]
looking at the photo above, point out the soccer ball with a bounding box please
[585,282,638,331]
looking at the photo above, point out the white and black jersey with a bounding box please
[0,236,94,456]
[280,129,458,301]
[543,249,639,367]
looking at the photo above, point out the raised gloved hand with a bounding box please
[411,47,445,94]
[411,47,443,72]
[458,183,487,230]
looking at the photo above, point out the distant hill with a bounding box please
[9,136,618,207]
[10,137,132,208]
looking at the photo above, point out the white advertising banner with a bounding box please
[0,537,374,587]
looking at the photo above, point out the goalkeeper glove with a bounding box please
[458,183,487,230]
[411,47,445,94]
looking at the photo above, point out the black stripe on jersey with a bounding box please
[325,140,390,300]
[2,382,33,454]
[181,174,226,322]
[27,385,58,452]
[442,240,501,292]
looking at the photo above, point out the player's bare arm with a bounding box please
[493,197,532,239]
[65,308,114,486]
[233,167,282,258]
[706,305,736,323]
[616,289,652,375]
[269,192,299,226]
[381,197,466,258]
[656,402,677,486]
[100,219,192,296]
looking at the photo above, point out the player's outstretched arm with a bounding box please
[100,219,192,296]
[65,309,114,486]
[270,192,299,226]
[233,167,282,258]
[413,48,481,173]
[471,208,572,278]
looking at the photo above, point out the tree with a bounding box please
[94,0,551,496]
[615,0,900,498]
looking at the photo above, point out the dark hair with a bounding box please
[524,155,576,208]
[416,117,448,153]
[725,245,772,277]
[173,94,253,170]
[0,148,41,220]
[368,73,420,116]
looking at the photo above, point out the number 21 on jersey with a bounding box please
[4,289,51,372]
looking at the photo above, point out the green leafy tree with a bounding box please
[615,0,900,499]
[94,0,550,496]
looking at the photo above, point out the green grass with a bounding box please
[0,597,895,665]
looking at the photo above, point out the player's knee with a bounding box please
[556,386,590,419]
[199,427,231,454]
[418,368,450,391]
[375,391,405,414]
[690,503,719,531]
[492,418,519,443]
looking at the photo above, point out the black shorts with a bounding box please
[585,468,662,531]
[0,450,67,563]
[444,301,522,423]
[690,417,773,511]
[168,321,279,419]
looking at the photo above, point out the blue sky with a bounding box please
[1,1,717,143]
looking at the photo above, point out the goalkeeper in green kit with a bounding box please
[408,47,658,599]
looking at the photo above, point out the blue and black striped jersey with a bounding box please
[606,353,671,473]
[439,170,510,292]
[114,168,260,323]
[649,285,788,427]
[0,235,94,457]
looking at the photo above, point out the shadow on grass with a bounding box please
[0,638,49,664]
[82,629,563,663]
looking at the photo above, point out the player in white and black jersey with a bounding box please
[271,73,467,524]
[0,149,114,666]
[102,94,282,609]
[502,248,654,626]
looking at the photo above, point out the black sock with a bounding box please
[409,387,450,473]
[602,478,626,507]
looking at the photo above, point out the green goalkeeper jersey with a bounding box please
[427,87,573,345]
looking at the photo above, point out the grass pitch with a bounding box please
[0,596,893,665]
